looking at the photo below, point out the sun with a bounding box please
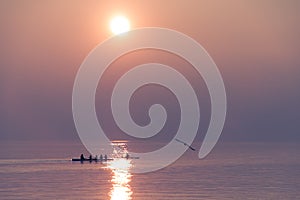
[110,16,130,35]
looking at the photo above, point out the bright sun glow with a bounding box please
[110,16,130,35]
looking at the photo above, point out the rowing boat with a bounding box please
[71,158,113,162]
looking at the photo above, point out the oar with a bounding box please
[175,138,196,151]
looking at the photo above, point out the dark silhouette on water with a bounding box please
[175,138,196,151]
[71,154,114,162]
[80,154,85,160]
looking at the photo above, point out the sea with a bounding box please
[0,141,299,200]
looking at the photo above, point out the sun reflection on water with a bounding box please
[108,142,133,200]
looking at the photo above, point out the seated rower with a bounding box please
[80,154,85,161]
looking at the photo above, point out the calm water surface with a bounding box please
[0,142,299,200]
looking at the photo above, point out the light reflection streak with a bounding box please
[108,142,133,200]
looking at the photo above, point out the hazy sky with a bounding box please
[0,0,299,144]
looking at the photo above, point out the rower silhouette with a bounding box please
[80,154,85,161]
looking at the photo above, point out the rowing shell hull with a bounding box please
[71,158,113,162]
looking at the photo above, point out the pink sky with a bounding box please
[0,1,299,143]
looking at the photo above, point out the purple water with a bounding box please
[0,142,299,199]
